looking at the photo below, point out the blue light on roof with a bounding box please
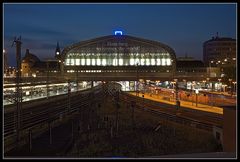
[114,30,123,35]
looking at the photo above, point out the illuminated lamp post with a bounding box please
[171,81,176,102]
[136,62,139,96]
[222,84,227,93]
[202,80,206,89]
[206,77,210,91]
[195,89,199,107]
[191,81,195,106]
[209,60,214,77]
[232,81,236,94]
[183,79,187,90]
[218,78,222,92]
[229,78,232,96]
[174,79,180,109]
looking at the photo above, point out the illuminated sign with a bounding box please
[107,42,128,46]
[114,30,123,35]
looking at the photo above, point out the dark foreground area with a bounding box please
[5,88,222,158]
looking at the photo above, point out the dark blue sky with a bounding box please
[3,3,236,67]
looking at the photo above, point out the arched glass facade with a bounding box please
[64,51,172,66]
[60,35,176,75]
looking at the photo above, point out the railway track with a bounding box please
[120,92,223,132]
[4,85,104,152]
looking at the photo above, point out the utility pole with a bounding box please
[136,63,139,96]
[12,36,22,145]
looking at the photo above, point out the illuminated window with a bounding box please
[86,59,91,65]
[130,58,135,65]
[76,59,80,65]
[119,59,123,66]
[92,59,96,66]
[102,59,106,66]
[135,58,140,65]
[125,59,129,66]
[81,59,85,66]
[113,59,118,66]
[141,59,145,65]
[162,58,166,66]
[65,58,70,65]
[151,59,155,66]
[146,59,150,66]
[71,59,75,66]
[157,59,161,66]
[166,58,171,65]
[97,58,101,66]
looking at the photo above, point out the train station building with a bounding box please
[57,33,177,81]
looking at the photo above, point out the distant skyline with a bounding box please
[3,3,236,67]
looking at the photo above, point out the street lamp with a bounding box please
[232,81,236,94]
[202,80,206,89]
[183,79,187,90]
[218,78,222,92]
[136,62,139,96]
[222,84,227,93]
[191,81,194,106]
[206,77,210,90]
[209,61,214,77]
[195,89,199,107]
[173,78,178,99]
[229,78,232,96]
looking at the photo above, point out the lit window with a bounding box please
[65,58,70,65]
[130,58,135,65]
[97,58,101,66]
[151,59,155,66]
[92,59,96,66]
[76,59,80,65]
[162,58,166,66]
[113,59,118,66]
[146,59,150,66]
[157,59,161,66]
[166,58,171,65]
[86,59,91,65]
[102,59,106,66]
[141,59,145,65]
[119,59,123,66]
[71,59,75,66]
[81,59,85,66]
[135,58,140,65]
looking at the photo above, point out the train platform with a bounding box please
[128,92,223,115]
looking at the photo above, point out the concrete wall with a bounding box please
[223,106,236,152]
